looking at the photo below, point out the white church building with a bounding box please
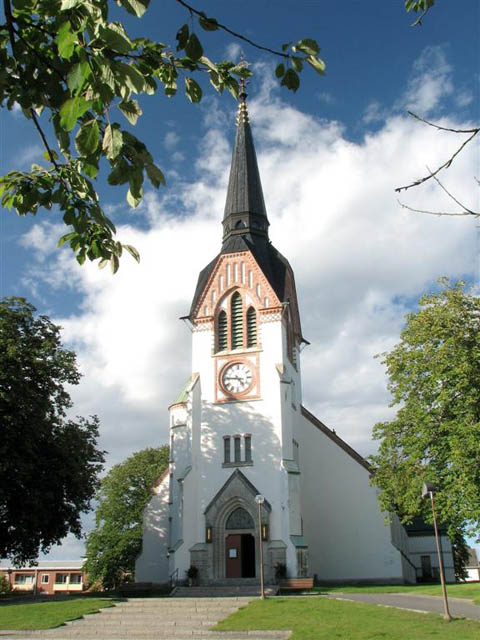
[136,89,454,586]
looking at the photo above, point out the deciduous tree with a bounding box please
[370,279,480,544]
[0,0,325,271]
[0,297,105,564]
[84,446,169,589]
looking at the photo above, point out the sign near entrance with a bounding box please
[229,549,237,558]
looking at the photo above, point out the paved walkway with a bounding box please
[1,597,290,640]
[327,592,480,621]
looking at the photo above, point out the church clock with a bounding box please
[221,362,253,394]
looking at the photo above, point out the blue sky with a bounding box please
[1,1,479,560]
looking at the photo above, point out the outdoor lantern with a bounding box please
[206,526,212,543]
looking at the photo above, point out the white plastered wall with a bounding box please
[135,474,170,583]
[296,414,406,583]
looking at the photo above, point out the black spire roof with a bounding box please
[189,86,298,322]
[221,84,269,249]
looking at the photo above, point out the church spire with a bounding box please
[222,80,269,250]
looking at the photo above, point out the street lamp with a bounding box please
[255,494,265,600]
[422,482,452,621]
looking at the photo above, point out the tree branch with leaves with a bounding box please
[0,0,325,272]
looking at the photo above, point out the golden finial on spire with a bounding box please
[236,59,250,126]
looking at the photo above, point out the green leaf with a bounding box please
[117,0,149,17]
[102,124,123,161]
[127,186,142,208]
[60,0,82,8]
[43,150,58,163]
[119,99,142,125]
[75,120,100,155]
[124,244,140,262]
[67,61,92,95]
[281,69,300,92]
[185,33,203,61]
[282,42,292,52]
[119,63,145,94]
[307,55,326,75]
[198,15,218,31]
[176,24,189,51]
[275,63,285,78]
[108,158,129,185]
[291,57,303,72]
[145,163,165,188]
[185,77,202,103]
[98,23,133,55]
[295,38,320,56]
[59,96,92,131]
[56,21,76,60]
[110,254,120,273]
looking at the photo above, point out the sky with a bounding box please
[1,1,479,561]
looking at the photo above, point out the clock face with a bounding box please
[222,362,253,394]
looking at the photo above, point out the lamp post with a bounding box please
[255,494,265,599]
[422,482,452,621]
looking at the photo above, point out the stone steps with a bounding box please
[14,597,290,640]
[172,587,279,598]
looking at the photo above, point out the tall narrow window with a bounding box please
[244,435,252,462]
[223,436,231,463]
[247,307,257,347]
[217,310,227,351]
[231,293,243,349]
[234,436,241,462]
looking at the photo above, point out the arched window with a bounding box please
[247,307,257,347]
[231,292,243,349]
[226,507,254,530]
[217,310,227,351]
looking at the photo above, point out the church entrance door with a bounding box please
[225,533,255,578]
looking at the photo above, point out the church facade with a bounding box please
[136,91,454,586]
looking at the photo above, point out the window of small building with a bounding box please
[14,574,33,584]
[55,573,68,584]
[41,574,49,584]
[69,574,82,584]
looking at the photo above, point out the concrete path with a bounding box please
[327,592,480,621]
[2,597,290,640]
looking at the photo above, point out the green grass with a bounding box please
[214,597,480,640]
[0,597,115,630]
[313,582,480,605]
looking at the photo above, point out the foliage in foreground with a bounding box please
[84,446,169,589]
[214,597,480,640]
[0,297,105,564]
[0,0,325,271]
[0,598,114,630]
[369,280,480,547]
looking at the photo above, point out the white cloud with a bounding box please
[224,42,243,61]
[14,144,44,167]
[399,45,453,115]
[164,131,180,149]
[26,51,478,559]
[455,90,474,108]
[316,91,335,105]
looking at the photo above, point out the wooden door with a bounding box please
[226,534,242,578]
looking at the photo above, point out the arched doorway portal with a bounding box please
[225,508,255,578]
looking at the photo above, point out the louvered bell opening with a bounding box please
[217,310,228,351]
[247,307,257,347]
[231,293,243,349]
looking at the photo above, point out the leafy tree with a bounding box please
[370,280,480,545]
[84,446,169,589]
[0,297,105,564]
[0,0,325,272]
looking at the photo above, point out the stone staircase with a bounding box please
[16,597,289,640]
[172,585,279,598]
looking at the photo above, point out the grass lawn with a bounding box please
[214,597,480,640]
[314,582,480,605]
[0,597,115,630]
